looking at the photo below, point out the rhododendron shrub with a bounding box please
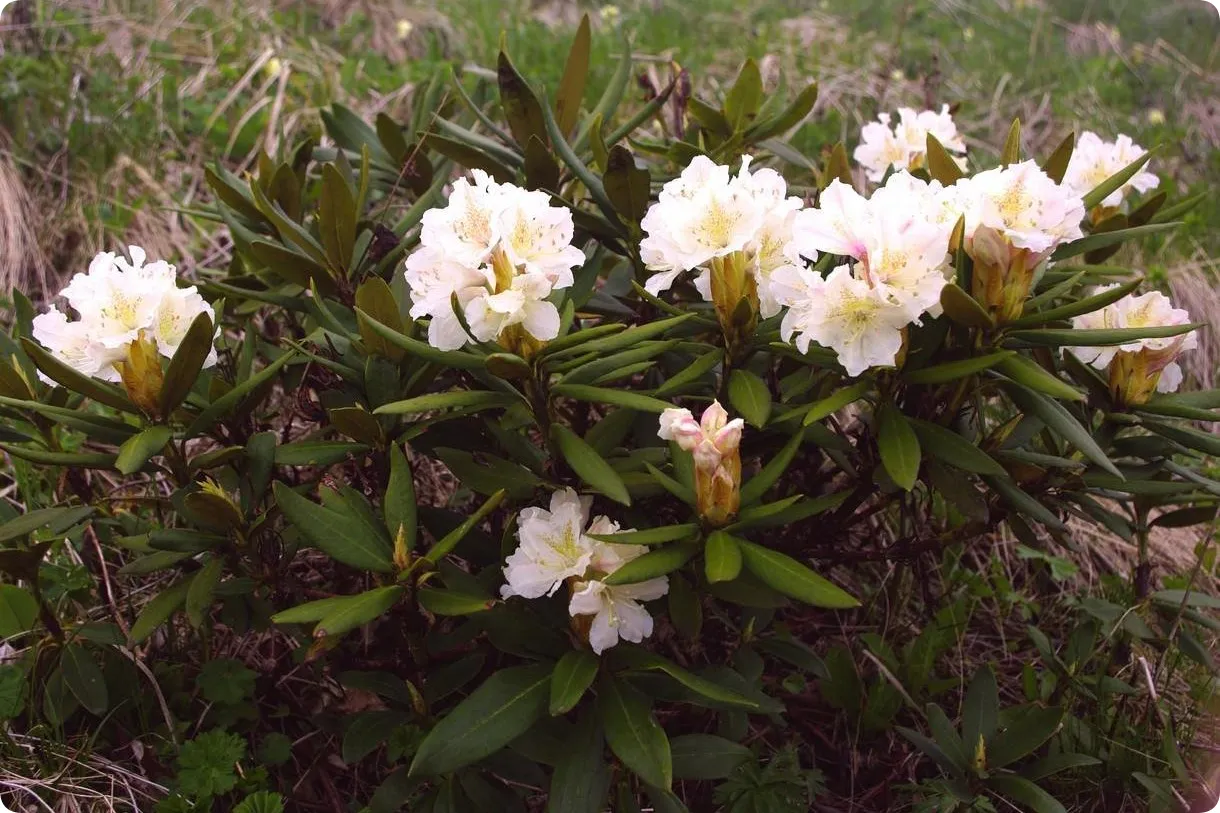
[2,29,1217,813]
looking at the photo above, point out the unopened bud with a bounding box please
[393,524,412,572]
[116,332,164,416]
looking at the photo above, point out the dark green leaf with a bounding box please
[317,586,405,637]
[910,420,1006,476]
[410,663,553,776]
[669,734,751,780]
[727,369,771,427]
[550,650,599,716]
[274,482,394,572]
[602,544,694,586]
[704,531,742,584]
[598,674,671,790]
[904,351,1014,385]
[161,313,215,415]
[552,424,631,506]
[737,539,859,608]
[877,402,920,491]
[547,710,610,813]
[61,645,108,715]
[987,775,1066,813]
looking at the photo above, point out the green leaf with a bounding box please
[0,444,117,469]
[548,710,611,813]
[61,644,108,716]
[1008,278,1141,328]
[552,424,631,506]
[927,703,969,773]
[0,585,38,638]
[602,544,695,586]
[588,524,699,546]
[643,462,695,505]
[129,580,189,644]
[185,557,221,627]
[669,734,751,780]
[424,489,506,564]
[940,284,994,329]
[723,58,763,131]
[161,312,215,415]
[598,674,671,790]
[499,50,550,148]
[727,369,771,427]
[319,164,357,274]
[1009,322,1200,347]
[421,133,516,183]
[376,390,520,415]
[909,420,1006,476]
[20,338,133,412]
[416,587,494,616]
[1050,222,1179,262]
[273,482,394,572]
[654,348,722,397]
[1081,148,1153,210]
[316,586,405,637]
[739,428,805,505]
[410,663,553,776]
[904,351,1014,385]
[1041,132,1074,184]
[603,145,651,224]
[385,444,418,553]
[877,402,921,491]
[272,441,370,467]
[1151,589,1220,610]
[1023,752,1101,781]
[986,775,1066,813]
[1001,383,1120,478]
[704,531,742,583]
[925,133,964,184]
[996,355,1084,401]
[987,705,1063,768]
[1000,118,1022,165]
[801,380,871,426]
[186,350,297,436]
[550,650,599,716]
[983,475,1064,529]
[962,665,998,757]
[555,15,592,136]
[356,276,406,361]
[539,88,621,226]
[552,384,672,413]
[633,654,763,714]
[0,505,94,544]
[896,726,962,778]
[737,539,859,608]
[744,81,818,142]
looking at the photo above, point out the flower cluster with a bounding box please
[659,401,744,525]
[1070,288,1197,404]
[853,105,968,182]
[774,172,955,375]
[1062,131,1158,210]
[501,489,668,654]
[32,247,216,383]
[405,171,586,352]
[956,160,1086,321]
[640,155,803,321]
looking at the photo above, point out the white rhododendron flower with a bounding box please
[854,105,967,182]
[1070,287,1197,395]
[640,155,804,313]
[774,265,914,376]
[958,160,1085,254]
[501,488,595,600]
[406,173,584,350]
[569,574,669,654]
[779,172,954,374]
[501,490,667,653]
[32,247,216,383]
[1062,132,1158,209]
[464,273,561,346]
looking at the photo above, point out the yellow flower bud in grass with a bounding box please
[659,401,744,527]
[115,331,164,415]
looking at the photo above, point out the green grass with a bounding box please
[2,0,1217,284]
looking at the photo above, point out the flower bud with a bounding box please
[659,401,743,527]
[116,332,164,415]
